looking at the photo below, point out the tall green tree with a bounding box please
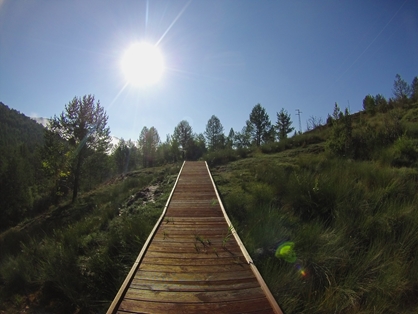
[363,95,376,114]
[226,128,235,149]
[374,94,389,112]
[204,115,224,151]
[186,133,207,160]
[50,95,110,202]
[275,108,294,141]
[173,120,193,159]
[393,74,411,103]
[138,127,160,167]
[112,138,130,174]
[248,104,271,146]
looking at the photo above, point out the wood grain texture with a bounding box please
[107,161,282,314]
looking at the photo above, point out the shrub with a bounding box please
[391,135,418,167]
[224,191,250,225]
[204,148,249,167]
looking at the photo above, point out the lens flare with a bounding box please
[275,241,308,278]
[275,241,297,263]
[296,263,307,278]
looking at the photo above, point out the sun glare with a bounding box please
[121,42,164,87]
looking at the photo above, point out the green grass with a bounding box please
[2,105,418,313]
[0,163,181,313]
[211,107,418,313]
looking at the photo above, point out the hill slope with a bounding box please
[0,100,417,313]
[0,102,46,231]
[0,102,45,154]
[209,102,418,313]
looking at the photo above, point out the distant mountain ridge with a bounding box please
[0,102,45,152]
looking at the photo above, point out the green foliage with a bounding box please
[393,73,411,103]
[50,95,111,202]
[260,133,325,154]
[0,164,175,312]
[205,115,224,151]
[233,125,252,148]
[212,149,418,313]
[138,126,160,167]
[391,135,418,167]
[363,94,376,114]
[172,120,193,158]
[111,138,135,174]
[276,108,295,140]
[0,103,48,231]
[352,112,404,160]
[248,103,272,146]
[204,147,249,167]
[212,99,418,312]
[375,93,389,113]
[326,103,353,157]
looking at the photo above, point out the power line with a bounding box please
[295,109,302,134]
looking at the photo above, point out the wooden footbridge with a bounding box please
[107,161,282,314]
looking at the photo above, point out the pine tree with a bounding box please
[112,138,130,174]
[138,127,160,167]
[393,74,411,103]
[226,128,235,148]
[173,120,193,159]
[275,108,294,141]
[363,95,376,114]
[248,104,271,146]
[204,115,224,151]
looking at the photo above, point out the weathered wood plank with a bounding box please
[134,269,255,282]
[124,287,267,303]
[138,262,248,274]
[141,256,247,266]
[118,298,274,314]
[129,278,260,292]
[145,245,241,254]
[145,250,241,259]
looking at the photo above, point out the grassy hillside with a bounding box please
[0,164,181,313]
[1,102,417,313]
[210,104,418,313]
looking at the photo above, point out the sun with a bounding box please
[121,42,164,87]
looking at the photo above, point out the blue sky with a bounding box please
[1,0,417,142]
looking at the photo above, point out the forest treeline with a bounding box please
[0,73,417,232]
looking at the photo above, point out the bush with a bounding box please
[204,148,250,167]
[224,191,250,225]
[391,135,418,167]
[260,134,325,155]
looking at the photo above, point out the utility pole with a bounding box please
[295,109,302,134]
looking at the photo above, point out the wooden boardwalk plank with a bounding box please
[107,161,282,314]
[117,298,274,314]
